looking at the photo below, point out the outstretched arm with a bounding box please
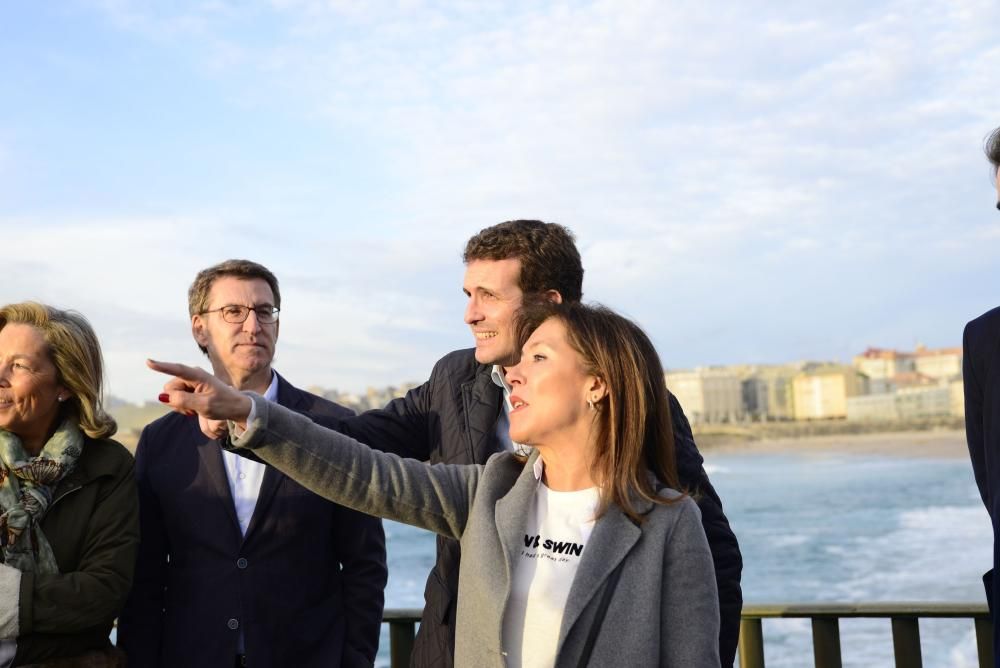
[150,360,481,539]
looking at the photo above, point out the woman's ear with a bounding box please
[587,375,608,403]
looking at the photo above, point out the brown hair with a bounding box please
[463,220,583,303]
[987,126,1000,176]
[0,302,117,439]
[188,259,281,354]
[516,301,683,524]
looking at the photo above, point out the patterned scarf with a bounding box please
[0,419,83,574]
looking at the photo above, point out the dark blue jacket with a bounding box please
[338,348,743,668]
[964,305,1000,666]
[118,374,387,668]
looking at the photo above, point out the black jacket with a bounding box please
[963,305,1000,666]
[339,348,743,668]
[118,374,387,668]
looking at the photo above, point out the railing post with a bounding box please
[812,618,842,668]
[389,619,416,668]
[890,617,922,668]
[739,617,765,668]
[975,618,994,668]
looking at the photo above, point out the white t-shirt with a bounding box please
[502,480,600,668]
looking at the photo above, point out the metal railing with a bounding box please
[382,603,993,668]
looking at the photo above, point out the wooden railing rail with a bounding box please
[381,603,993,668]
[738,602,992,668]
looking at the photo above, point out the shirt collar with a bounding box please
[262,370,279,402]
[490,364,510,395]
[532,454,544,480]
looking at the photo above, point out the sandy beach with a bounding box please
[698,428,968,458]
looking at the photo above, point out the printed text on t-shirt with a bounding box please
[523,534,584,557]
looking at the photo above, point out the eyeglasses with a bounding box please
[201,305,280,324]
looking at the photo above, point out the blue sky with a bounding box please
[3,0,998,402]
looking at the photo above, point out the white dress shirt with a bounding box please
[221,372,277,537]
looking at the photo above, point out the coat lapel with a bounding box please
[463,366,504,463]
[494,452,543,590]
[194,428,242,534]
[243,374,297,541]
[557,501,643,649]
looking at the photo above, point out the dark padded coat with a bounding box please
[12,437,138,666]
[338,348,743,668]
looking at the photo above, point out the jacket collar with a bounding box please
[53,437,122,500]
[462,363,504,463]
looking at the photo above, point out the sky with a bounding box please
[2,0,998,403]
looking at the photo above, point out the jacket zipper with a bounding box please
[48,484,83,512]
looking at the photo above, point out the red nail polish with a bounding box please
[158,393,170,403]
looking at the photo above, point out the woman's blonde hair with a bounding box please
[0,302,117,439]
[516,301,683,525]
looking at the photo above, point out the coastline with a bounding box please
[697,428,969,458]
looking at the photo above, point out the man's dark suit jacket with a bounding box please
[964,305,1000,666]
[337,348,743,668]
[118,373,387,668]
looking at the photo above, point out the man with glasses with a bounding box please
[118,259,387,668]
[965,128,1000,668]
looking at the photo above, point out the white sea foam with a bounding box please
[833,505,990,601]
[770,533,810,548]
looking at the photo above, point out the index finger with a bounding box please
[147,359,208,382]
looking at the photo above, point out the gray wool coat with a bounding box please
[231,394,721,668]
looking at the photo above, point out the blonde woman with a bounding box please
[0,303,136,668]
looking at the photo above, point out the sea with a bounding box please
[374,446,992,668]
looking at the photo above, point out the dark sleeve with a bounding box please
[337,378,434,461]
[669,392,743,668]
[20,452,139,636]
[964,321,989,514]
[116,427,167,665]
[332,506,387,666]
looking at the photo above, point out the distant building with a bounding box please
[792,365,869,420]
[847,343,963,422]
[846,393,898,420]
[913,345,963,380]
[316,382,421,413]
[950,378,965,418]
[853,348,915,380]
[847,382,956,421]
[665,367,744,424]
[740,364,799,421]
[896,384,952,418]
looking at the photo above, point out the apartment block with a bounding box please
[847,383,956,420]
[665,367,744,424]
[853,348,915,380]
[741,364,799,421]
[792,365,869,420]
[914,345,963,380]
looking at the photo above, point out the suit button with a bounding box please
[237,557,248,569]
[227,618,239,630]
